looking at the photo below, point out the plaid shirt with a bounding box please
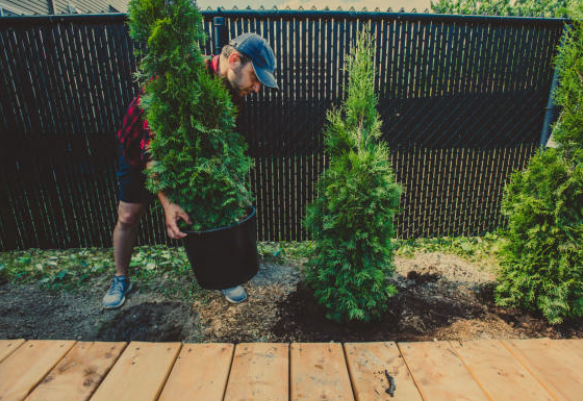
[117,55,220,167]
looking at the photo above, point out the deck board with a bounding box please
[0,339,581,401]
[291,343,354,401]
[224,343,289,401]
[344,342,422,401]
[24,342,126,401]
[451,339,554,401]
[0,339,25,363]
[158,343,233,401]
[399,341,490,401]
[0,340,75,401]
[553,339,583,360]
[503,338,583,401]
[88,342,181,401]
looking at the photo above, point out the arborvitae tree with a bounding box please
[304,32,402,323]
[431,0,573,17]
[550,5,583,151]
[127,0,253,231]
[495,5,583,324]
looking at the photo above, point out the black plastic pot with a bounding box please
[182,207,259,290]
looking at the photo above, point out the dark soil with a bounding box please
[1,253,582,343]
[0,276,202,343]
[96,302,198,342]
[272,281,583,342]
[271,276,485,342]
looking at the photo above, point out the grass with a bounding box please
[0,234,500,296]
[394,232,500,267]
[257,233,500,267]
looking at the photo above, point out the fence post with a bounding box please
[539,23,568,151]
[539,69,559,150]
[213,12,228,55]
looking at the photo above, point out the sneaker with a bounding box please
[220,285,247,304]
[102,275,132,309]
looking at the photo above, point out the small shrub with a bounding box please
[495,149,583,323]
[304,32,402,323]
[495,10,583,324]
[431,0,574,17]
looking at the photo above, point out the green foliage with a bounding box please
[257,241,316,264]
[304,32,403,323]
[0,248,114,291]
[495,149,583,323]
[552,14,583,150]
[395,233,500,265]
[0,246,204,300]
[495,13,583,324]
[430,0,573,16]
[128,246,205,300]
[127,0,253,231]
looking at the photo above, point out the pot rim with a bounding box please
[183,206,256,235]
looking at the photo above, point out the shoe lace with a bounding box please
[108,278,126,295]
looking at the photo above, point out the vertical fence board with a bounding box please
[0,12,564,249]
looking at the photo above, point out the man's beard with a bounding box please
[220,76,244,101]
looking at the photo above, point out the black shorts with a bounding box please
[117,146,155,204]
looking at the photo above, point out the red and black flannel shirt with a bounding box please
[117,55,221,168]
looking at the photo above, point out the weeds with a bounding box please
[1,235,499,297]
[0,245,204,301]
[394,232,500,266]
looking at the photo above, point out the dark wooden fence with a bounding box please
[0,10,565,250]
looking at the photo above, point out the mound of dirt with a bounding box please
[271,253,583,342]
[97,301,198,342]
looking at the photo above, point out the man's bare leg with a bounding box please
[103,201,148,309]
[113,201,149,276]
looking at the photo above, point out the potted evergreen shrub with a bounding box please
[304,32,403,323]
[127,0,258,289]
[495,4,583,324]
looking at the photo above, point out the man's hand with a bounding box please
[155,187,192,239]
[146,161,192,239]
[162,202,192,239]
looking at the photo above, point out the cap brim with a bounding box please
[251,62,279,90]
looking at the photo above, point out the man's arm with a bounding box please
[146,160,192,239]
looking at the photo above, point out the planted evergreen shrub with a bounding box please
[304,32,402,323]
[127,0,253,231]
[431,0,574,17]
[495,9,583,324]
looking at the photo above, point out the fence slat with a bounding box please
[0,13,565,249]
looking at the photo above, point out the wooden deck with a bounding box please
[1,339,582,401]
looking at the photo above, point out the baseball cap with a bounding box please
[229,33,279,90]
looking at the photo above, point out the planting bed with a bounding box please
[0,252,582,342]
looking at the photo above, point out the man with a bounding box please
[103,33,278,309]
